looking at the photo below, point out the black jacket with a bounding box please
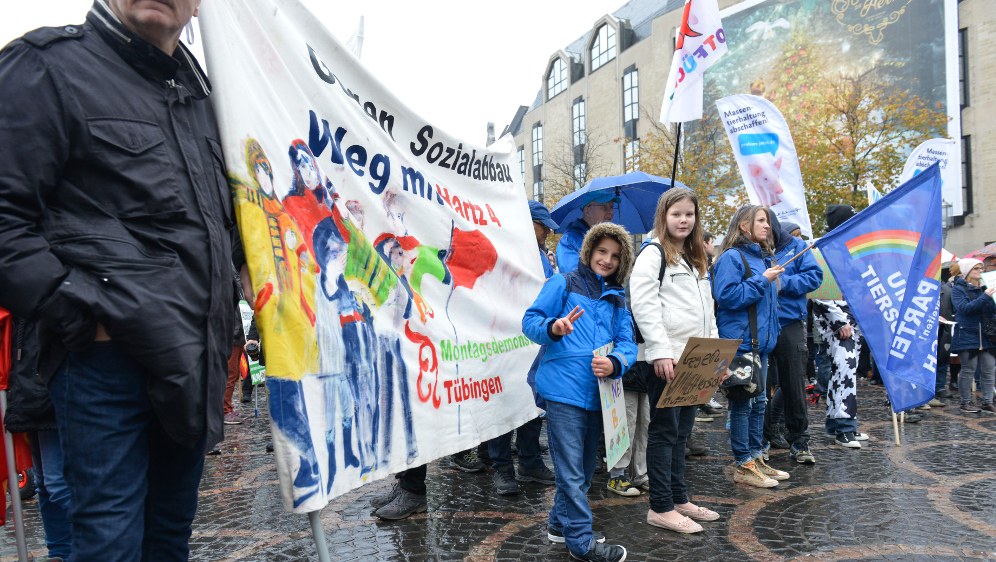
[3,318,55,434]
[0,3,234,448]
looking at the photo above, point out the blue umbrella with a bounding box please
[550,171,685,235]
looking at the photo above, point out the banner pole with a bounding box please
[891,410,901,446]
[309,510,332,562]
[1,392,29,562]
[669,122,682,187]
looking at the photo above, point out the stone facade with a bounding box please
[508,0,994,256]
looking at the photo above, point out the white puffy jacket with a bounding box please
[630,242,718,362]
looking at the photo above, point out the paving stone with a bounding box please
[4,384,996,561]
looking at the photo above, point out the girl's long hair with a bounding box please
[719,205,774,256]
[651,188,707,277]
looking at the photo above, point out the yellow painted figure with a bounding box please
[232,139,319,380]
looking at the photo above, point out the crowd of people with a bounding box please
[1,2,994,562]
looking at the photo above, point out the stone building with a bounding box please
[503,0,993,255]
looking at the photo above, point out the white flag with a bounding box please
[866,181,883,206]
[899,138,961,216]
[659,0,729,124]
[716,94,813,238]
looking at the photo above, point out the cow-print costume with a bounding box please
[812,299,862,426]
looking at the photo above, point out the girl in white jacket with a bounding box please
[630,188,721,534]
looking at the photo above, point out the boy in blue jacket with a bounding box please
[522,222,637,562]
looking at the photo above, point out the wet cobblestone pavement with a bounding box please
[4,379,996,561]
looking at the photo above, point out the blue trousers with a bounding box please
[729,355,768,465]
[545,400,601,556]
[49,343,206,562]
[30,429,72,559]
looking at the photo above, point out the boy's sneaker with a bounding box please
[790,445,816,465]
[631,475,650,492]
[547,526,605,544]
[607,477,641,497]
[373,488,427,520]
[853,432,870,441]
[568,542,627,562]
[699,404,723,417]
[516,464,556,485]
[755,457,790,480]
[493,470,519,495]
[694,411,714,422]
[450,449,485,473]
[733,460,778,488]
[980,403,996,415]
[960,402,981,414]
[707,398,724,409]
[834,432,861,448]
[768,434,791,450]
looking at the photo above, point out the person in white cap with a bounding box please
[950,257,996,414]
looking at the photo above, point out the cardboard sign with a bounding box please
[595,343,630,470]
[982,271,996,305]
[656,337,741,408]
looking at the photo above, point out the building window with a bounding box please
[533,180,544,202]
[531,123,543,167]
[518,146,525,178]
[959,28,969,108]
[624,139,640,172]
[547,58,567,100]
[962,135,972,216]
[590,24,616,72]
[623,67,639,123]
[573,163,587,189]
[572,98,586,148]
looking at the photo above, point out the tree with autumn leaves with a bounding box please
[639,31,948,237]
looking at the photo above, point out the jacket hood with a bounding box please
[769,214,792,252]
[579,222,633,285]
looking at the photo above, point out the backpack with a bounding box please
[629,242,667,344]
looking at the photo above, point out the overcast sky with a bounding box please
[1,0,621,144]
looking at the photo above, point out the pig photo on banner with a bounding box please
[716,94,813,238]
[199,0,545,513]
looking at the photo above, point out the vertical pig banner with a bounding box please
[200,0,545,512]
[716,94,813,238]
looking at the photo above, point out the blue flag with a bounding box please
[815,163,943,413]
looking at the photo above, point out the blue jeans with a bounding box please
[30,430,72,559]
[488,416,545,475]
[729,355,768,465]
[545,400,601,556]
[49,343,206,562]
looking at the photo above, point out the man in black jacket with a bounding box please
[0,1,233,559]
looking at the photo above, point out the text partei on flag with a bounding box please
[199,0,545,513]
[659,0,729,124]
[815,163,943,413]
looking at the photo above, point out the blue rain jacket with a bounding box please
[711,243,781,355]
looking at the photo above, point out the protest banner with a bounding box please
[815,163,943,413]
[200,0,545,513]
[656,337,740,408]
[659,0,729,124]
[899,138,961,216]
[982,271,996,305]
[715,94,813,238]
[595,343,629,470]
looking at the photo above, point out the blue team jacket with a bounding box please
[711,243,780,355]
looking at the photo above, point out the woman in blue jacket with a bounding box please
[522,222,637,562]
[711,205,787,488]
[950,257,996,414]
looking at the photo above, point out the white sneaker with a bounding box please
[854,432,869,441]
[708,398,723,409]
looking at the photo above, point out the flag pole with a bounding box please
[669,122,682,187]
[891,410,901,446]
[309,510,333,562]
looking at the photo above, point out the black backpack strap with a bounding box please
[735,249,760,353]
